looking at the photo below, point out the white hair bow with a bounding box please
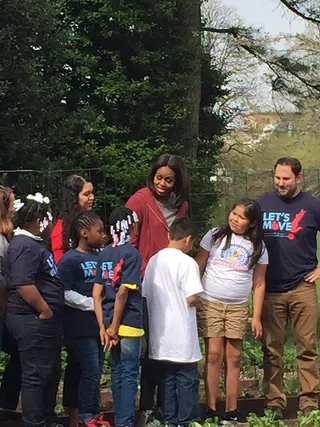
[27,192,50,205]
[13,199,25,212]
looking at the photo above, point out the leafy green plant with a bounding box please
[242,340,263,379]
[297,409,320,426]
[283,376,300,395]
[283,347,297,372]
[190,417,220,427]
[247,409,286,427]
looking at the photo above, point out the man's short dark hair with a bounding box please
[274,157,302,177]
[169,217,197,241]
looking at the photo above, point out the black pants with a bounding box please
[6,313,62,427]
[62,344,80,409]
[0,322,21,409]
[140,353,162,410]
[140,300,162,412]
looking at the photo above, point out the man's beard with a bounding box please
[276,186,298,199]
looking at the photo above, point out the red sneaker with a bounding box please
[78,419,98,427]
[94,414,111,427]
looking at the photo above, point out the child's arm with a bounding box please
[251,263,267,339]
[17,286,53,318]
[108,284,129,341]
[182,260,204,308]
[58,257,94,311]
[186,293,200,307]
[92,282,109,349]
[195,248,209,277]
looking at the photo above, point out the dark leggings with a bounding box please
[0,323,21,410]
[139,353,162,411]
[62,345,80,409]
[139,299,162,411]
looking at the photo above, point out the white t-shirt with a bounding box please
[200,229,268,304]
[142,248,203,363]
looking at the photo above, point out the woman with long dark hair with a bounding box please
[126,153,190,425]
[126,153,190,275]
[51,174,94,427]
[0,186,21,411]
[51,175,94,263]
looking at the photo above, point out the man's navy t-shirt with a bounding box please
[95,243,143,329]
[4,235,64,316]
[58,249,100,339]
[257,191,320,292]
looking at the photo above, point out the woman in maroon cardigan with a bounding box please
[126,153,189,275]
[126,153,190,425]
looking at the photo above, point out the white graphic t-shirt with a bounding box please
[200,229,268,304]
[142,248,203,363]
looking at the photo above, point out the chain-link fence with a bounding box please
[1,168,319,229]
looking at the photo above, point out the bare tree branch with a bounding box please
[279,0,320,24]
[202,26,242,36]
[202,26,320,94]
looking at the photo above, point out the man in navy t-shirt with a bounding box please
[257,157,320,418]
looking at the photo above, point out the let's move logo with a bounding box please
[263,209,306,240]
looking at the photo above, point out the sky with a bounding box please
[221,0,306,36]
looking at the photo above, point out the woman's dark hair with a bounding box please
[212,198,264,270]
[56,174,87,253]
[0,186,13,234]
[14,199,51,230]
[70,211,101,248]
[147,153,190,207]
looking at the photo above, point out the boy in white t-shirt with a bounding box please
[142,217,203,427]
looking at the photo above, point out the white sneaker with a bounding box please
[137,410,154,427]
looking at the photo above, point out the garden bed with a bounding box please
[0,396,306,427]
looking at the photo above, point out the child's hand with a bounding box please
[107,325,119,344]
[99,326,109,350]
[251,317,263,340]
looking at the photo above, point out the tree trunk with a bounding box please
[180,0,201,161]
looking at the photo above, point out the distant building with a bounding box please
[223,111,300,150]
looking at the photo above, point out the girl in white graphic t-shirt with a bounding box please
[196,198,268,425]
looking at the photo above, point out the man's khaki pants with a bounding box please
[261,282,319,410]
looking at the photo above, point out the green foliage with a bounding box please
[190,418,220,427]
[283,376,300,396]
[0,0,226,229]
[0,0,72,169]
[297,409,320,426]
[247,409,286,427]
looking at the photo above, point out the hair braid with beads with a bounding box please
[109,207,138,247]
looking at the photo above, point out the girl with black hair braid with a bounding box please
[4,194,64,427]
[58,212,109,427]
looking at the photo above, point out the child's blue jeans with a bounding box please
[159,361,199,427]
[68,336,104,423]
[110,336,141,427]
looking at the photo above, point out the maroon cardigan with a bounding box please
[126,187,188,276]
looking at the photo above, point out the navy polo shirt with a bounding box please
[5,235,64,316]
